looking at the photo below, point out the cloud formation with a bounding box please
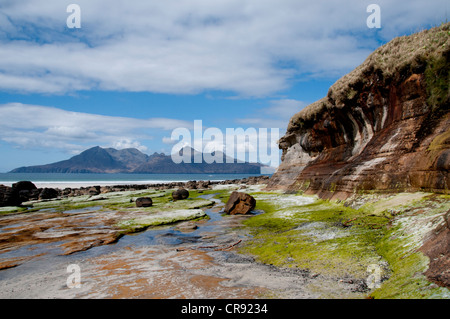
[1,0,447,96]
[0,103,191,153]
[236,99,306,131]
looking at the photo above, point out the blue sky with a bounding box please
[0,0,448,172]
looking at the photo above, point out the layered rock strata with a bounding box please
[268,24,450,199]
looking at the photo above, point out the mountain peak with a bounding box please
[10,146,266,174]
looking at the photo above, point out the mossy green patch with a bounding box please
[428,129,450,152]
[240,194,390,279]
[117,209,207,233]
[13,189,215,216]
[0,206,29,215]
[240,192,450,299]
[425,53,450,111]
[370,195,450,299]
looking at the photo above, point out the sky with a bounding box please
[0,0,448,172]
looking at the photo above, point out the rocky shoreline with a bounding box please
[0,177,449,298]
[0,175,270,208]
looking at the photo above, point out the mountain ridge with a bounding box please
[10,146,266,174]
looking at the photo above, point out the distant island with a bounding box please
[9,146,268,174]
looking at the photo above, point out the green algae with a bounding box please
[0,206,29,215]
[238,191,450,298]
[5,188,215,219]
[117,209,208,233]
[4,185,449,298]
[240,195,390,280]
[370,195,450,299]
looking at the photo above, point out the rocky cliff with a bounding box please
[268,23,450,199]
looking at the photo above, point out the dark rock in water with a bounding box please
[136,197,153,207]
[0,185,21,207]
[224,191,256,215]
[172,188,189,200]
[39,188,59,200]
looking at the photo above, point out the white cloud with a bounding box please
[112,139,148,152]
[162,136,177,145]
[0,103,191,153]
[236,98,306,131]
[0,0,446,96]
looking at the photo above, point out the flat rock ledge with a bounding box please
[117,209,207,231]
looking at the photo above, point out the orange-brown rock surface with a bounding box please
[268,24,450,199]
[224,191,256,215]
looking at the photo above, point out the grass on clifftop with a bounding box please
[287,22,450,132]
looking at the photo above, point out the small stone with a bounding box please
[136,197,153,207]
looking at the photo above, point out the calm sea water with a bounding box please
[0,173,271,188]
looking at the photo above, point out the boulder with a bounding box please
[10,181,39,202]
[88,186,101,196]
[12,181,37,192]
[172,188,189,200]
[18,189,40,202]
[186,181,197,189]
[136,197,153,207]
[0,185,21,207]
[224,191,256,215]
[62,188,73,196]
[197,180,211,189]
[39,188,59,200]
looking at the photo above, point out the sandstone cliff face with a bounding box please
[268,24,450,199]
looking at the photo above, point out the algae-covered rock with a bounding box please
[118,209,206,231]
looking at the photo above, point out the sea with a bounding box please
[0,173,272,189]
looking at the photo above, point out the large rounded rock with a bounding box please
[39,188,59,200]
[0,185,21,207]
[12,181,39,202]
[224,191,256,215]
[12,181,37,192]
[136,197,153,207]
[172,188,189,200]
